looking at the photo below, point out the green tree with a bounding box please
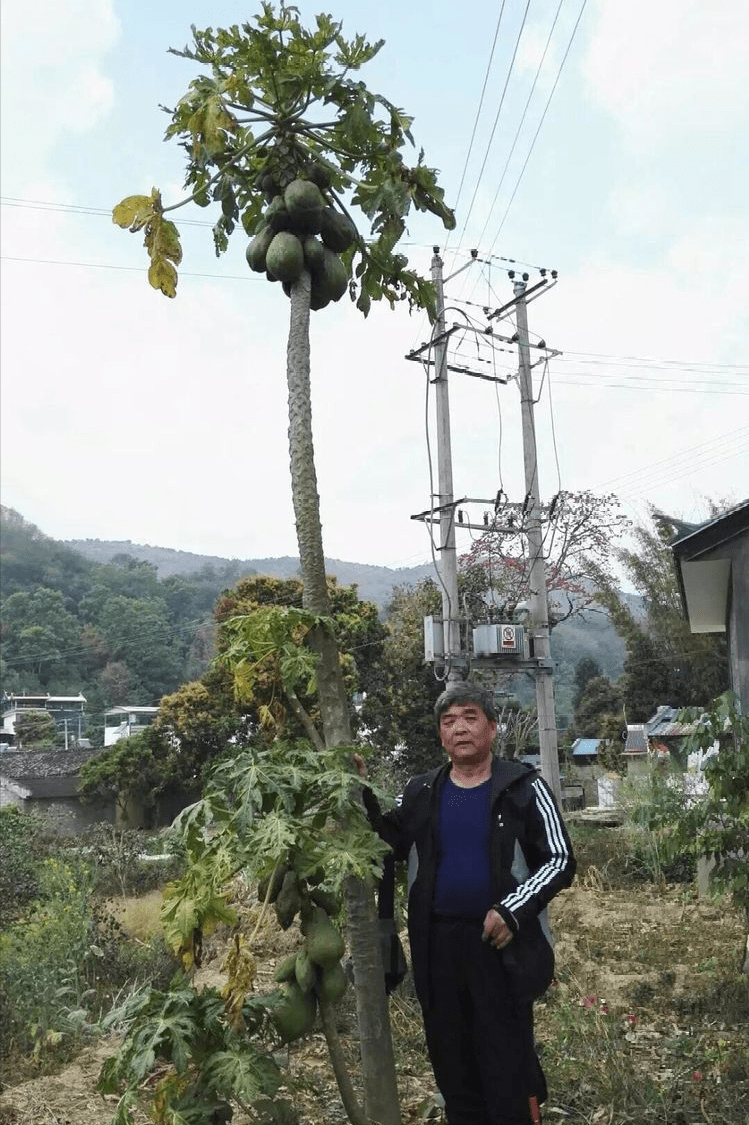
[593,509,728,721]
[214,574,386,740]
[79,726,170,821]
[0,506,93,601]
[1,587,82,688]
[97,595,182,700]
[13,709,57,750]
[360,578,443,780]
[573,674,623,739]
[114,9,454,1121]
[573,657,602,711]
[658,692,749,964]
[155,671,247,783]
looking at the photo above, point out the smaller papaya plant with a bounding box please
[97,606,391,1125]
[98,735,390,1125]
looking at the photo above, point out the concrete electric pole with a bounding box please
[513,277,562,799]
[409,254,563,801]
[430,248,462,682]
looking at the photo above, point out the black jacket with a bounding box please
[364,757,576,1008]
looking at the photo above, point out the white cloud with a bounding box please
[583,0,749,145]
[0,0,120,185]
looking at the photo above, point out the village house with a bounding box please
[1,692,88,749]
[0,748,114,834]
[104,704,160,747]
[669,498,749,709]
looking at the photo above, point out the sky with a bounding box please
[1,0,748,574]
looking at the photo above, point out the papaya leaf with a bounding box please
[220,933,258,1031]
[112,193,157,231]
[202,1046,282,1104]
[148,257,178,297]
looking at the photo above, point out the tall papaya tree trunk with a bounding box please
[286,270,402,1125]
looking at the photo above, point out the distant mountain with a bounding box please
[62,537,630,686]
[64,538,434,610]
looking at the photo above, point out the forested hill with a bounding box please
[64,538,434,608]
[1,507,627,736]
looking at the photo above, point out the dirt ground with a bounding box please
[1,879,747,1125]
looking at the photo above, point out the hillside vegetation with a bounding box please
[2,508,628,739]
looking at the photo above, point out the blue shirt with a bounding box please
[432,776,493,920]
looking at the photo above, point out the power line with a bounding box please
[556,350,749,373]
[446,3,507,238]
[600,426,749,490]
[550,373,748,395]
[1,195,213,228]
[1,254,259,283]
[473,0,566,253]
[486,0,588,255]
[456,0,533,250]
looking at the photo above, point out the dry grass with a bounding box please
[106,889,165,942]
[2,836,748,1125]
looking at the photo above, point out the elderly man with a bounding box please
[359,681,575,1125]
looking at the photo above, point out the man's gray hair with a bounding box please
[434,682,497,726]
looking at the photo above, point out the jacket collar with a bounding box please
[422,756,533,801]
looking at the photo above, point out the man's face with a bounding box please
[439,702,497,767]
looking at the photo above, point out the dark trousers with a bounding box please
[421,918,546,1125]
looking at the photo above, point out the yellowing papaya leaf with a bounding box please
[148,257,178,298]
[258,703,276,730]
[189,95,235,154]
[144,215,183,266]
[112,194,156,231]
[221,934,258,1031]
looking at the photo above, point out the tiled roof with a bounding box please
[0,749,97,780]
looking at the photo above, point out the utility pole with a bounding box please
[431,247,462,682]
[514,277,562,800]
[409,255,562,801]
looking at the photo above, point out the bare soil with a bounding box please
[1,878,747,1125]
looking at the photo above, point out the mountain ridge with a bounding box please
[63,537,434,609]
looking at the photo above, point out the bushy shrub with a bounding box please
[0,855,94,1059]
[0,808,47,926]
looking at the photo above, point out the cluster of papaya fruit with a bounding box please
[245,162,358,311]
[259,865,347,1042]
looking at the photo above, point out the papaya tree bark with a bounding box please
[286,271,402,1125]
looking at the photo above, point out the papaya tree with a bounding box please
[112,6,454,1123]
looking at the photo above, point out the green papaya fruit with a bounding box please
[272,982,317,1043]
[303,235,325,272]
[246,226,275,274]
[266,231,304,284]
[264,195,291,232]
[294,948,317,993]
[310,887,341,917]
[257,861,289,904]
[318,207,357,253]
[309,277,331,311]
[306,161,333,191]
[316,959,347,1004]
[273,952,299,983]
[274,870,302,930]
[318,249,349,302]
[284,178,325,234]
[305,912,345,968]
